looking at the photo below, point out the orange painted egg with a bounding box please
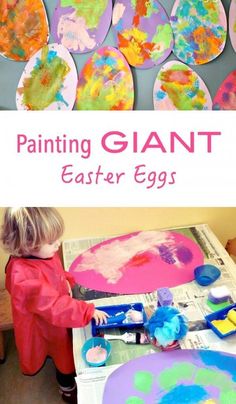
[16,44,77,110]
[170,0,227,65]
[0,0,49,61]
[112,0,173,69]
[153,61,212,110]
[76,46,134,110]
[213,70,236,110]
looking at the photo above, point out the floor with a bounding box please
[0,330,63,404]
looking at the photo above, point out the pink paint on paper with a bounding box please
[69,230,204,294]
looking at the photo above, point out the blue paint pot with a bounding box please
[81,337,111,367]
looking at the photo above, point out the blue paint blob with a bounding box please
[47,50,57,63]
[55,91,68,107]
[159,384,209,404]
[199,351,236,382]
[156,90,166,100]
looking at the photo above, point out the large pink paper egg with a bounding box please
[76,46,134,110]
[0,0,49,61]
[213,70,236,110]
[16,44,77,110]
[170,0,227,65]
[51,0,112,54]
[112,0,173,69]
[69,230,204,294]
[153,61,212,110]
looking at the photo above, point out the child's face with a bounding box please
[32,239,61,259]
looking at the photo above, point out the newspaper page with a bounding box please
[63,224,236,404]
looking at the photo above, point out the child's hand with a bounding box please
[225,238,236,256]
[92,309,109,326]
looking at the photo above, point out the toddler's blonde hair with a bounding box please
[0,207,64,256]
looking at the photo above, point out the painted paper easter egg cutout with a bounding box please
[103,350,236,404]
[170,0,227,65]
[0,0,49,61]
[69,230,204,294]
[76,46,134,110]
[229,0,236,53]
[51,0,112,54]
[213,70,236,110]
[16,44,77,110]
[112,0,173,69]
[153,61,212,110]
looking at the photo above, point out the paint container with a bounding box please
[205,303,236,338]
[81,337,111,367]
[157,287,173,306]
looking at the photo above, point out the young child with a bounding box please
[0,207,108,404]
[225,237,236,256]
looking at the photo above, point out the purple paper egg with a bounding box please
[51,0,112,54]
[112,0,173,69]
[153,61,212,110]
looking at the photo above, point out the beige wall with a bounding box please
[1,207,236,288]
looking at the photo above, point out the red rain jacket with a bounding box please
[5,253,95,375]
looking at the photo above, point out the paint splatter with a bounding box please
[76,46,134,110]
[61,0,108,28]
[170,0,227,65]
[52,0,111,53]
[0,0,49,61]
[213,70,236,110]
[103,351,236,404]
[17,45,74,110]
[134,371,153,393]
[153,61,212,110]
[159,385,209,403]
[112,0,173,68]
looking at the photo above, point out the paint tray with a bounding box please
[205,303,236,338]
[92,303,147,337]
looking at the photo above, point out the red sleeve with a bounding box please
[64,271,76,288]
[12,277,95,328]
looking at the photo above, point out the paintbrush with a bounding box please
[103,332,149,345]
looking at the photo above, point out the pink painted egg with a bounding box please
[170,0,227,65]
[153,61,212,110]
[51,0,112,54]
[0,0,49,61]
[229,0,236,53]
[69,230,204,294]
[16,43,77,110]
[76,46,134,110]
[112,0,173,69]
[213,70,236,110]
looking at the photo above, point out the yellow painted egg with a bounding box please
[16,44,77,110]
[0,0,49,61]
[76,46,134,110]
